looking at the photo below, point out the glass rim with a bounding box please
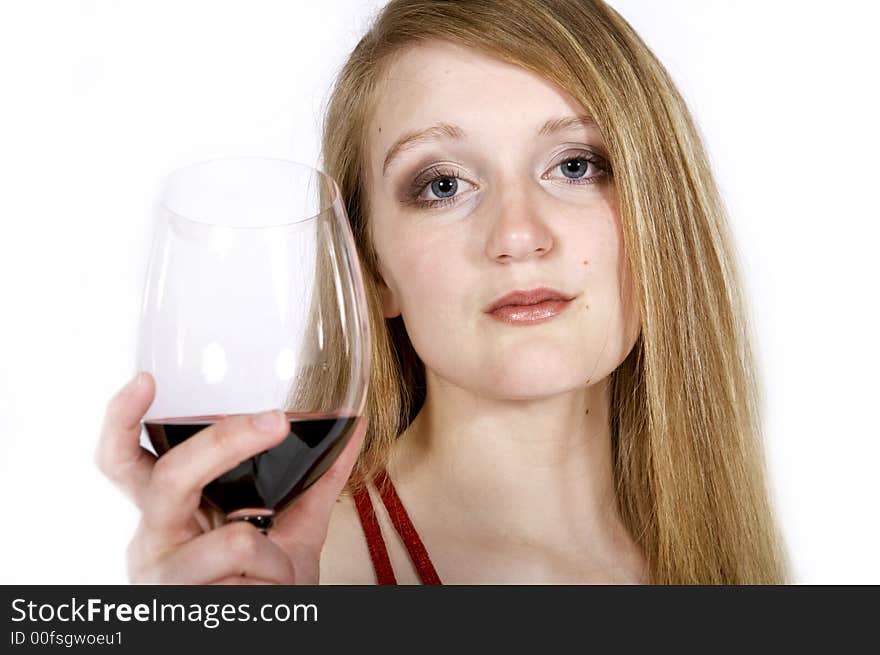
[159,156,342,229]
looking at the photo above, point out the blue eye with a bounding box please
[405,151,612,210]
[406,165,473,209]
[430,177,458,198]
[560,158,589,179]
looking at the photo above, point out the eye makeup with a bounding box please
[400,147,613,210]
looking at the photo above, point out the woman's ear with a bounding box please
[377,275,401,318]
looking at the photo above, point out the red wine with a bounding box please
[144,413,359,517]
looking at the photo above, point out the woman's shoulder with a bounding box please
[319,489,377,584]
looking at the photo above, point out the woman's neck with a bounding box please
[388,370,631,557]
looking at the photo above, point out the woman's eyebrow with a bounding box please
[381,114,598,177]
[538,114,597,136]
[383,122,465,176]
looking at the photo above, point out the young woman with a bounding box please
[97,0,789,584]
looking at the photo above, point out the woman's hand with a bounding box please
[95,372,366,585]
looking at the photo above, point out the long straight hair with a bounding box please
[312,0,789,584]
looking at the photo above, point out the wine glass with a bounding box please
[137,157,370,532]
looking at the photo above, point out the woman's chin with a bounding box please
[423,342,613,399]
[475,359,595,400]
[484,378,590,400]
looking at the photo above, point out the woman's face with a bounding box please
[366,41,640,399]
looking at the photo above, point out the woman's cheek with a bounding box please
[393,227,462,305]
[399,251,454,322]
[396,239,470,350]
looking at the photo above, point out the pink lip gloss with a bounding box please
[487,298,572,325]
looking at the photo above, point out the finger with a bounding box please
[141,411,290,540]
[132,521,296,585]
[272,415,367,552]
[95,372,157,508]
[194,503,225,533]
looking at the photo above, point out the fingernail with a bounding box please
[252,410,282,433]
[122,372,144,394]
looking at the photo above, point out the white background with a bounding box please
[0,1,877,584]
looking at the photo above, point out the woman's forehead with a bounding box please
[368,41,591,168]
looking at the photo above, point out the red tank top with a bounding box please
[352,468,442,585]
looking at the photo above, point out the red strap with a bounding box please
[374,469,443,585]
[353,484,397,585]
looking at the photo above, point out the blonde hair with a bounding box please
[314,0,789,584]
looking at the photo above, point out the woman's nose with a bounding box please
[484,186,554,263]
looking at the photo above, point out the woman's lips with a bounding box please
[486,298,573,325]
